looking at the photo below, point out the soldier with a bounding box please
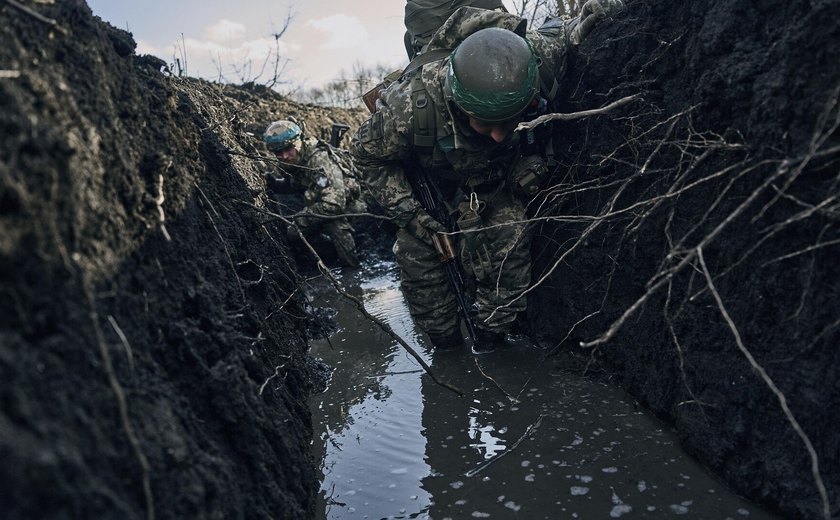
[351,1,623,351]
[264,119,365,267]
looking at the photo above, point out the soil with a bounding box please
[0,0,837,519]
[526,0,840,518]
[0,1,364,518]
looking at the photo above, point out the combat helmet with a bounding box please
[263,120,303,152]
[444,27,539,123]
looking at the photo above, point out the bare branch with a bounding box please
[516,94,642,131]
[240,201,463,396]
[464,414,545,478]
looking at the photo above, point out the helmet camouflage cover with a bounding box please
[264,120,303,152]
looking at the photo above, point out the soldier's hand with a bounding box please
[294,209,318,229]
[405,209,445,245]
[571,0,624,45]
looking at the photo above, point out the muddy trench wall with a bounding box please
[0,1,368,517]
[525,0,839,518]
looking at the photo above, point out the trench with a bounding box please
[307,259,779,519]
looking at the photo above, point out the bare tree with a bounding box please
[210,8,295,87]
[295,62,398,108]
[508,0,583,27]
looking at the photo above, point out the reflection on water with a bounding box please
[308,261,778,519]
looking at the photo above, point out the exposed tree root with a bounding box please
[80,269,154,520]
[697,247,830,520]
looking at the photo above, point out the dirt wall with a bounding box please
[526,0,840,518]
[0,1,366,517]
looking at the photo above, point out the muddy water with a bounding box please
[308,261,777,520]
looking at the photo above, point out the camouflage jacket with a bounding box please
[350,7,574,228]
[288,136,362,221]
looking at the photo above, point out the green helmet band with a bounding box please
[448,41,538,122]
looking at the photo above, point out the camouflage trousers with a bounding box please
[394,188,532,337]
[299,218,359,267]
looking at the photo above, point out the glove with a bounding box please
[571,0,625,45]
[405,208,445,246]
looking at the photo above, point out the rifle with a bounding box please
[410,169,477,342]
[330,123,350,147]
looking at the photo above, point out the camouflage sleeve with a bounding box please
[528,19,573,86]
[350,85,423,229]
[302,149,346,218]
[538,0,625,51]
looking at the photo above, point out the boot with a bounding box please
[428,330,464,351]
[471,327,506,354]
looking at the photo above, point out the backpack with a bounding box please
[404,0,507,59]
[363,2,508,113]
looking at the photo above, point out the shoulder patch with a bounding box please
[358,112,385,143]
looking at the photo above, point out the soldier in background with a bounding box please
[351,1,624,351]
[264,119,365,267]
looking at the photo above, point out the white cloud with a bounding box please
[175,35,299,83]
[305,14,369,50]
[135,38,157,56]
[204,19,247,43]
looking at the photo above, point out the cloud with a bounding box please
[204,19,247,43]
[135,38,157,56]
[305,14,369,50]
[156,17,306,82]
[174,35,299,82]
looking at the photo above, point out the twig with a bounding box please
[195,184,246,301]
[246,199,392,223]
[5,0,67,34]
[474,358,518,403]
[464,414,545,478]
[298,227,462,395]
[248,202,463,396]
[107,315,135,372]
[697,247,829,520]
[516,94,642,131]
[663,280,710,413]
[156,172,171,242]
[580,158,788,348]
[518,311,599,400]
[80,270,154,520]
[0,70,21,78]
[259,365,286,395]
[284,210,391,222]
[761,237,840,267]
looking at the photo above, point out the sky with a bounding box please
[87,0,414,92]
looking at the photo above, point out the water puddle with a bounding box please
[308,261,778,519]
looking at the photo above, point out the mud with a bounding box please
[0,1,363,518]
[526,0,840,518]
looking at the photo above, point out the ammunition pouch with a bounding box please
[510,154,548,198]
[456,200,485,255]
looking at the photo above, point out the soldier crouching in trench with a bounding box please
[264,119,366,268]
[351,1,624,353]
